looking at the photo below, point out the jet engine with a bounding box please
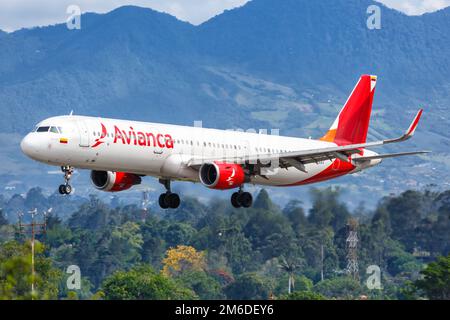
[199,162,246,190]
[90,170,141,192]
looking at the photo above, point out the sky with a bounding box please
[0,0,449,32]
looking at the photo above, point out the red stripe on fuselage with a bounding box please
[281,159,356,187]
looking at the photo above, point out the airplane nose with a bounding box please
[20,134,37,157]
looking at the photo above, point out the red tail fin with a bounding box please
[321,75,377,145]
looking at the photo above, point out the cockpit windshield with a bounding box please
[36,126,50,132]
[35,126,62,133]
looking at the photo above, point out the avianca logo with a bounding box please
[92,123,174,149]
[91,123,107,148]
[226,168,236,186]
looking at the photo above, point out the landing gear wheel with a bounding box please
[239,192,253,208]
[158,179,181,209]
[59,165,74,195]
[230,190,253,208]
[64,184,72,195]
[159,193,170,209]
[231,192,241,208]
[59,184,72,195]
[158,192,180,209]
[167,193,180,209]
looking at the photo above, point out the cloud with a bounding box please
[0,0,449,32]
[376,0,450,15]
[0,0,248,31]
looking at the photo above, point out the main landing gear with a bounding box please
[158,179,180,209]
[59,165,74,195]
[231,187,253,208]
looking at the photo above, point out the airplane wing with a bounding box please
[186,109,427,173]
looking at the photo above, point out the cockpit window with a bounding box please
[58,127,63,133]
[36,126,50,132]
[49,126,59,133]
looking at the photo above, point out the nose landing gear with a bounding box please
[59,165,74,195]
[231,186,253,208]
[158,179,180,209]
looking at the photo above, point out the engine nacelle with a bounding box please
[199,162,246,190]
[90,170,142,192]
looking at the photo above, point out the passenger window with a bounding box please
[36,126,50,132]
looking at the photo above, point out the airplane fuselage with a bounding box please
[20,115,380,187]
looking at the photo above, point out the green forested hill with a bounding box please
[0,187,448,299]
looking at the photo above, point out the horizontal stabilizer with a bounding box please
[354,151,430,162]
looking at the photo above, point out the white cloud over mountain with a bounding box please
[0,0,449,32]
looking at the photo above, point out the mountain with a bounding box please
[1,0,449,205]
[198,0,450,91]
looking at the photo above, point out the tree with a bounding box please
[279,256,301,294]
[314,277,364,299]
[225,273,271,300]
[162,245,206,277]
[0,210,8,226]
[102,265,195,300]
[0,210,14,243]
[140,217,168,266]
[385,191,423,250]
[169,197,207,225]
[110,221,143,265]
[295,275,314,292]
[414,254,450,300]
[175,270,225,299]
[308,187,350,231]
[430,203,450,256]
[164,223,196,247]
[280,290,325,300]
[384,239,422,276]
[243,208,296,260]
[0,241,62,300]
[253,189,279,212]
[283,201,308,235]
[68,196,115,231]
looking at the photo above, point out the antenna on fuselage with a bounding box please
[69,110,74,116]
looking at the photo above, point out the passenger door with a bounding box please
[76,120,90,147]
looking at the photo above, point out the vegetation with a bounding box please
[0,186,449,300]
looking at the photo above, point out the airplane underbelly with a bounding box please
[250,161,332,186]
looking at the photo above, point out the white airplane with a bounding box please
[21,75,428,209]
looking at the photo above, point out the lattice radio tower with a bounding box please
[141,191,150,222]
[17,208,50,297]
[346,218,359,280]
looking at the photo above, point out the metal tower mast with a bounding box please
[17,208,49,298]
[346,218,359,280]
[141,191,150,222]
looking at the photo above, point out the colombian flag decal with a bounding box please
[60,138,68,144]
